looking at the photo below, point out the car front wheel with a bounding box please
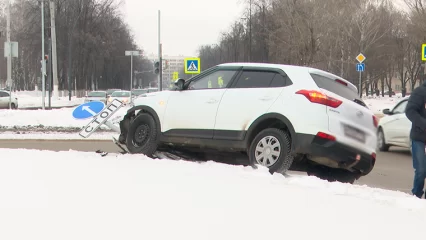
[125,113,159,156]
[248,128,294,174]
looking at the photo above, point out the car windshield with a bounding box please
[111,91,130,97]
[132,89,148,95]
[87,91,106,97]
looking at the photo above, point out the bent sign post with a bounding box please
[78,99,124,138]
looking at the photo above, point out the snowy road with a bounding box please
[0,139,414,193]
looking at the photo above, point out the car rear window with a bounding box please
[310,73,367,108]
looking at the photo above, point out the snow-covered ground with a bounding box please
[0,106,129,130]
[0,149,424,240]
[15,91,83,108]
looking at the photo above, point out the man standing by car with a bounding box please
[405,81,426,198]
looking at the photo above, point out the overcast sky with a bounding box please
[121,0,246,57]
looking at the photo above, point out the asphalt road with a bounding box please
[0,139,414,194]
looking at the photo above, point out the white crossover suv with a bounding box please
[117,63,378,183]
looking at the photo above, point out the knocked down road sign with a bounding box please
[79,99,123,138]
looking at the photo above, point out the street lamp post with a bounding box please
[6,0,12,109]
[41,0,46,110]
[125,50,141,100]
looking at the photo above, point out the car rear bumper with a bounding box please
[294,133,376,176]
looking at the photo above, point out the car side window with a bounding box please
[269,73,288,87]
[0,92,8,97]
[393,100,408,114]
[233,70,276,88]
[188,70,237,90]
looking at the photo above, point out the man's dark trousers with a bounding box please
[411,140,426,198]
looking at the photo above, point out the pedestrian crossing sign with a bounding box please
[184,57,201,74]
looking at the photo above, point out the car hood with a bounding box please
[133,90,172,105]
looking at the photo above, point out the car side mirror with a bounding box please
[383,108,392,115]
[174,78,185,91]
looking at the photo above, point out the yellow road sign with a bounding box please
[172,71,179,80]
[422,44,426,61]
[184,57,201,74]
[356,53,366,63]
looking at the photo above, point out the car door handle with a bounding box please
[206,99,218,104]
[259,96,273,101]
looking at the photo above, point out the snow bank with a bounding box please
[15,91,83,108]
[0,149,425,240]
[0,106,129,130]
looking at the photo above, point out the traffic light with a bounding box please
[154,61,160,74]
[164,60,169,70]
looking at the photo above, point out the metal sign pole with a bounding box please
[7,0,11,109]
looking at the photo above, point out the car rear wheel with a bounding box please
[125,113,159,156]
[377,128,389,152]
[248,128,294,174]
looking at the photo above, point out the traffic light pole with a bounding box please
[41,0,46,110]
[159,44,162,91]
[130,53,133,98]
[157,10,162,91]
[6,0,12,109]
[48,37,52,108]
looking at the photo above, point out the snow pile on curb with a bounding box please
[0,148,425,240]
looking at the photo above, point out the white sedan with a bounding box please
[377,97,411,152]
[107,90,132,106]
[0,90,18,109]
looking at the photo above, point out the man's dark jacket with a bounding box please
[406,81,426,142]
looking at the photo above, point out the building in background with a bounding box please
[146,53,190,88]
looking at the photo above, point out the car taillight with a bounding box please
[296,89,342,108]
[316,132,336,141]
[373,115,378,128]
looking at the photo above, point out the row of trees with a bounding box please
[0,0,157,92]
[197,0,426,97]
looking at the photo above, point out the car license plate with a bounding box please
[79,99,123,138]
[343,124,366,143]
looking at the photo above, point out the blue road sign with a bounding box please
[184,57,201,74]
[356,63,365,72]
[72,101,105,120]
